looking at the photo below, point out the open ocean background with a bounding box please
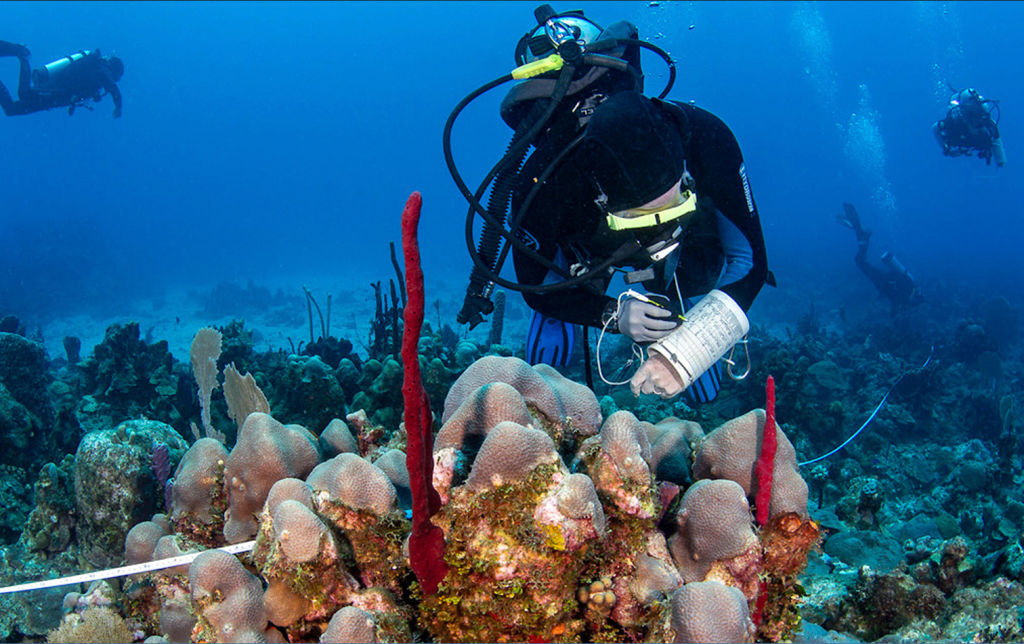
[1,0,1022,358]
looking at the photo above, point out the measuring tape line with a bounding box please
[0,540,255,595]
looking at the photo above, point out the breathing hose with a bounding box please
[445,35,678,326]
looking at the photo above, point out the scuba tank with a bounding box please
[991,137,1007,167]
[32,50,96,88]
[881,252,912,279]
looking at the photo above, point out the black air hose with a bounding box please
[464,117,535,303]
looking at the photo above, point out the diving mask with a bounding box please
[605,189,697,231]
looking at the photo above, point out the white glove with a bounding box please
[630,352,685,398]
[616,296,680,343]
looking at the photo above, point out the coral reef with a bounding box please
[2,196,1021,644]
[0,331,75,479]
[16,343,809,644]
[74,420,187,568]
[76,322,185,434]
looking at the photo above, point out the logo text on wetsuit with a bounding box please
[739,163,755,216]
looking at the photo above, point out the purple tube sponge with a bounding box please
[152,441,173,511]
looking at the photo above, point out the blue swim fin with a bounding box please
[685,359,722,404]
[526,310,575,367]
[680,295,721,404]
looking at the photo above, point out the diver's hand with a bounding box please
[630,352,685,398]
[617,296,680,343]
[112,108,122,119]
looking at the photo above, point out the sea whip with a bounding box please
[400,191,448,595]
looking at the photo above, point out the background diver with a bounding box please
[932,87,1005,167]
[836,202,923,316]
[450,5,774,404]
[0,40,123,118]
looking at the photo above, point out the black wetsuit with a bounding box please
[511,98,773,328]
[932,101,1000,163]
[842,203,922,316]
[0,49,121,117]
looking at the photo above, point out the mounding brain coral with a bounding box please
[670,580,757,643]
[306,453,410,594]
[170,437,229,545]
[321,605,378,643]
[432,381,534,500]
[440,355,603,441]
[463,421,562,491]
[222,412,321,544]
[189,549,273,643]
[668,479,762,601]
[441,356,565,426]
[110,347,813,644]
[692,408,809,520]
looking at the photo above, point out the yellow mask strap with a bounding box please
[605,190,697,231]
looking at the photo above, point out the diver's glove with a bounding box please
[630,289,749,399]
[615,293,681,343]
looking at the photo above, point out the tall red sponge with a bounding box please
[401,191,448,595]
[754,375,777,527]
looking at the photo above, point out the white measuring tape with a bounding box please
[0,540,255,595]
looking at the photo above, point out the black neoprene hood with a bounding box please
[580,91,687,213]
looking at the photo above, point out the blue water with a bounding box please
[1,1,1021,335]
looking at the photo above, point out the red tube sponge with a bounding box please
[754,375,777,527]
[400,191,448,595]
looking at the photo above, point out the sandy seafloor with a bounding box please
[32,270,537,367]
[31,258,811,370]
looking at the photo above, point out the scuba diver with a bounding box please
[932,87,1005,167]
[446,5,774,403]
[836,202,923,316]
[0,40,123,118]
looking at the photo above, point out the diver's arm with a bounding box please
[683,104,770,311]
[513,242,615,328]
[932,121,950,154]
[102,77,122,117]
[17,54,31,99]
[985,119,1006,166]
[714,210,754,291]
